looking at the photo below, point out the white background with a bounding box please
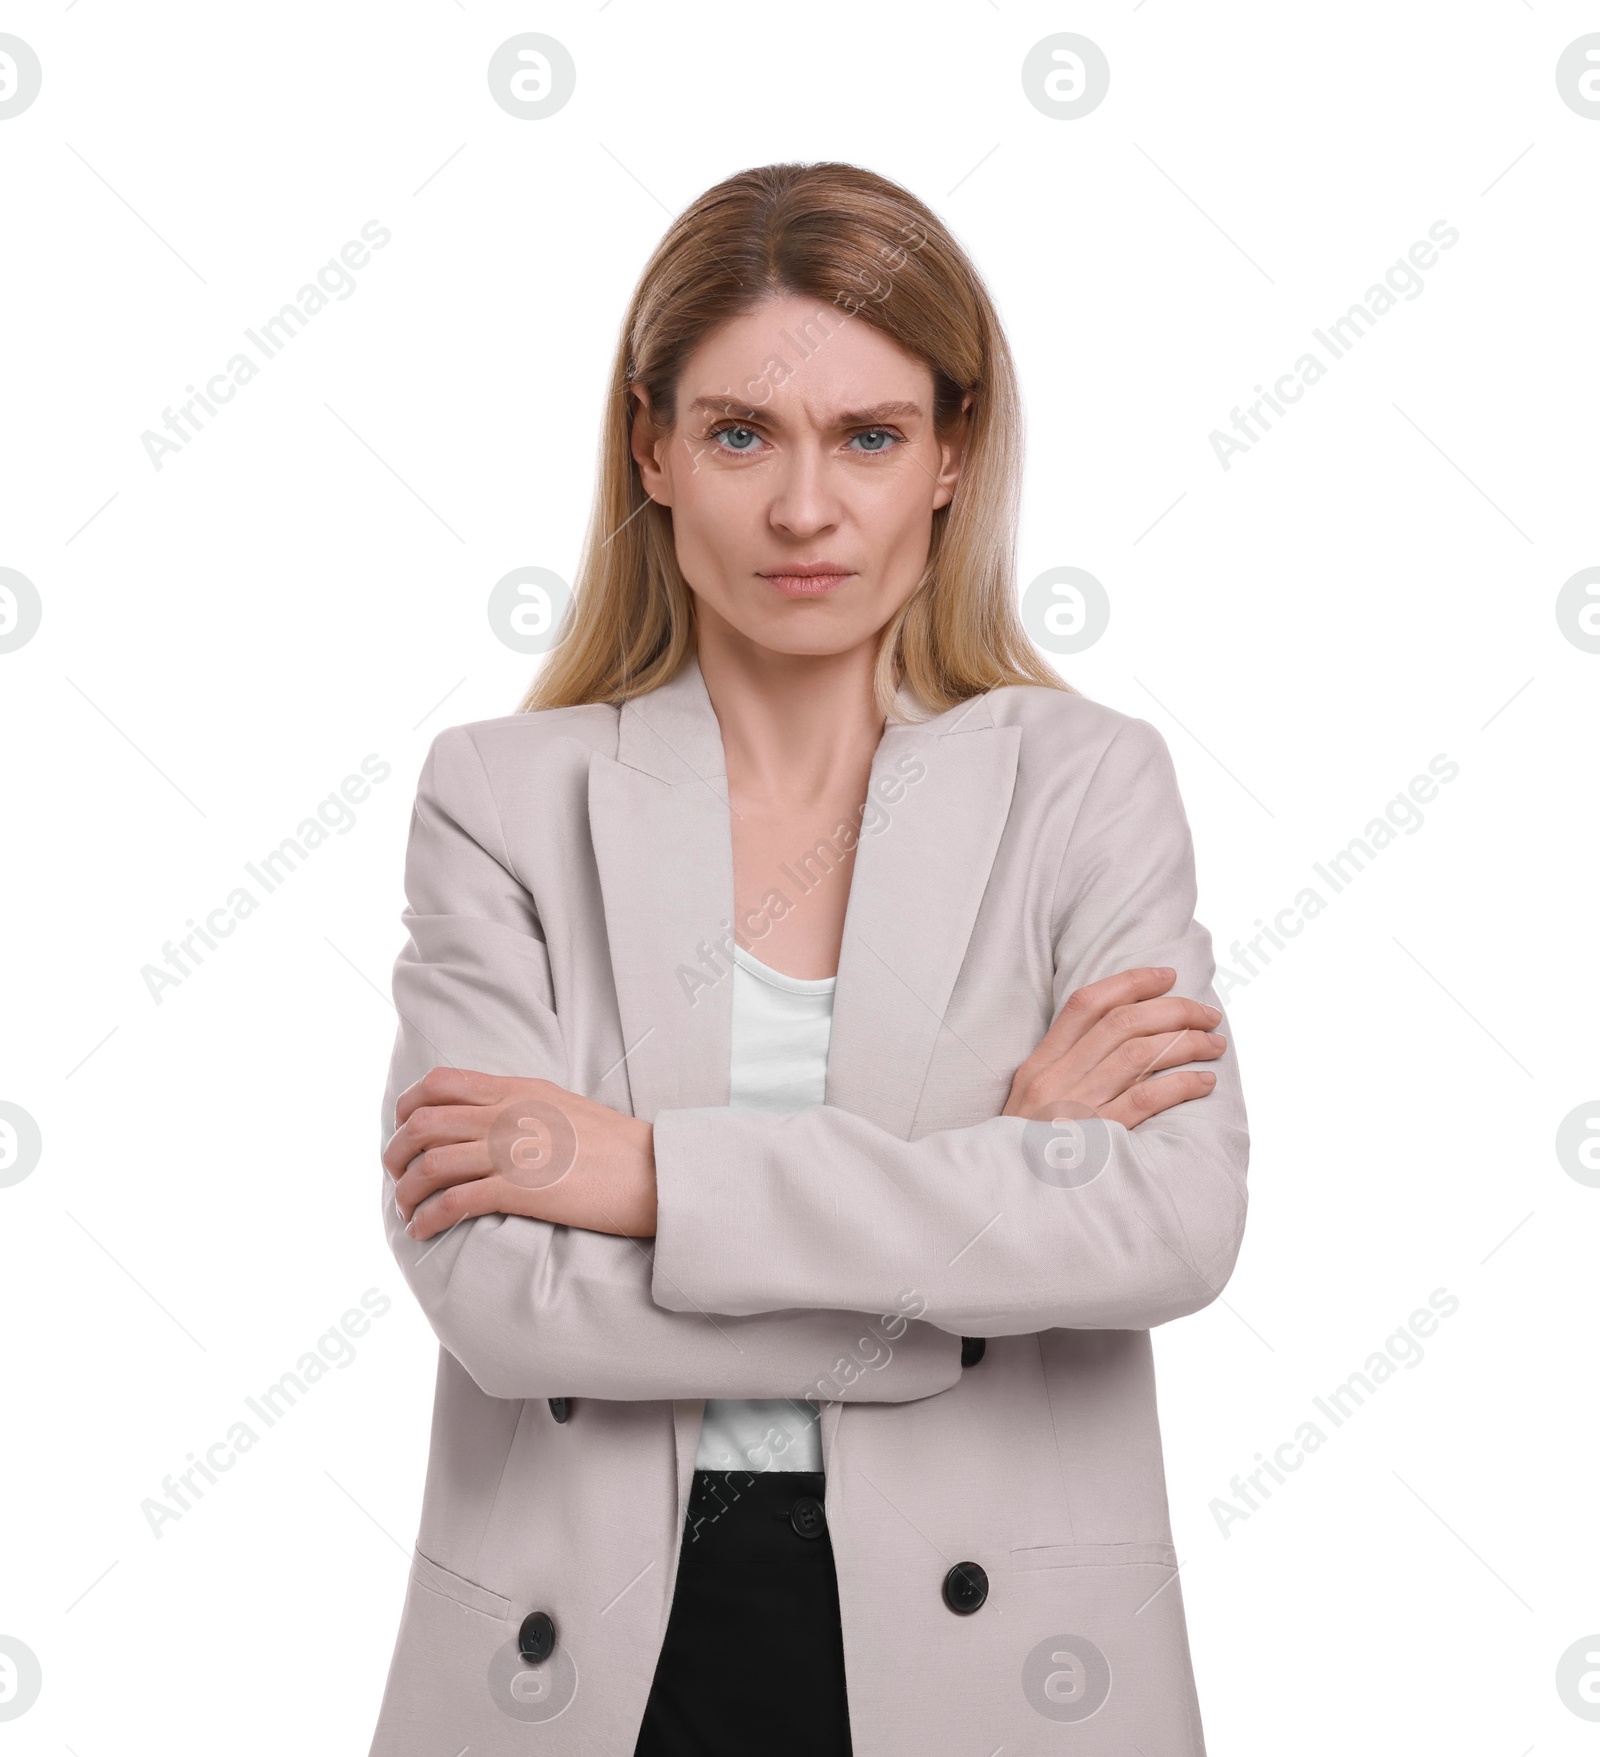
[1,2,1596,1751]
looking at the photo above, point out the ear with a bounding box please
[931,389,975,512]
[628,381,672,508]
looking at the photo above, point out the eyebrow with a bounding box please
[684,396,924,426]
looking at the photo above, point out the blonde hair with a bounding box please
[519,161,1073,720]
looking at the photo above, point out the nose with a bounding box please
[767,442,841,540]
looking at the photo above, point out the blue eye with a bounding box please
[711,424,762,453]
[705,423,904,457]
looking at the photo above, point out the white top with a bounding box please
[692,943,832,1474]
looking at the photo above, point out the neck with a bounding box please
[693,614,887,802]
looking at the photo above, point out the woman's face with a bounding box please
[630,292,970,660]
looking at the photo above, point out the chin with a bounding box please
[692,582,889,659]
[746,621,870,659]
[751,594,889,647]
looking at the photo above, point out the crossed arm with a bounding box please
[385,961,1226,1246]
[379,722,1248,1403]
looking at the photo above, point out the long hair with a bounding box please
[519,161,1073,720]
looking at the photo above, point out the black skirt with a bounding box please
[632,1469,854,1756]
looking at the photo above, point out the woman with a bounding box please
[369,162,1247,1757]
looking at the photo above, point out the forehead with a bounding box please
[677,293,933,424]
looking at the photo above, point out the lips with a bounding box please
[757,565,856,597]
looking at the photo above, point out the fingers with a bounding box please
[1098,1066,1219,1131]
[391,1137,494,1223]
[1077,1016,1225,1111]
[386,1071,566,1178]
[1013,984,1224,1117]
[403,1171,510,1242]
[1025,966,1181,1069]
[1072,994,1221,1066]
[383,1078,592,1217]
[1113,1024,1227,1083]
[1049,1025,1224,1115]
[393,1067,533,1130]
[382,1099,503,1179]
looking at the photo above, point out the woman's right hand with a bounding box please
[1002,965,1227,1131]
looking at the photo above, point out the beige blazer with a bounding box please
[367,653,1249,1755]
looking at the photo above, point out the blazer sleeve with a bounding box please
[649,716,1250,1336]
[380,725,964,1403]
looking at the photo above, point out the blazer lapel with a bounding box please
[824,692,1022,1135]
[588,654,1019,1489]
[588,652,1023,1138]
[589,659,737,1503]
[587,656,736,1124]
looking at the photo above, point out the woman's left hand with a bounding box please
[383,1067,657,1242]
